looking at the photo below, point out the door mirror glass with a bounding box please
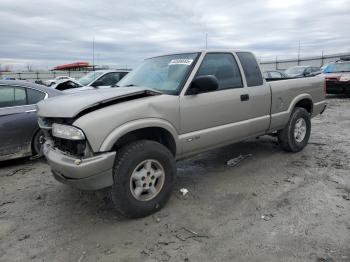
[188,75,219,95]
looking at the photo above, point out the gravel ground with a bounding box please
[0,96,349,262]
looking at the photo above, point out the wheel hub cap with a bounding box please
[294,118,307,143]
[130,159,165,201]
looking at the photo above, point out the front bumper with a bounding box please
[43,142,116,190]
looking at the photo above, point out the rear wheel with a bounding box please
[278,107,311,152]
[111,140,176,218]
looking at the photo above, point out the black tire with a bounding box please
[111,140,176,218]
[32,130,45,156]
[278,107,311,152]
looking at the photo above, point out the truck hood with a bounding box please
[37,87,161,118]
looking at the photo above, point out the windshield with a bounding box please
[77,71,105,86]
[323,62,350,73]
[285,66,307,75]
[118,53,199,95]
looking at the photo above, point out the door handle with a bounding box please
[240,94,249,101]
[25,109,37,113]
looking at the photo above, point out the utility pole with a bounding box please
[275,56,278,70]
[205,33,208,49]
[92,36,95,70]
[297,40,301,65]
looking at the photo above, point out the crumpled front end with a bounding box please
[39,117,115,190]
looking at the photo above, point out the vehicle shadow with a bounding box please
[0,155,45,169]
[177,136,280,176]
[326,94,350,99]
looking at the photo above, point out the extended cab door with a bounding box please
[179,52,270,156]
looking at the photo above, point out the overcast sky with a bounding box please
[0,0,349,70]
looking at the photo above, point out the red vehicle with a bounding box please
[323,57,350,94]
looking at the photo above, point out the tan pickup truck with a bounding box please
[37,50,326,218]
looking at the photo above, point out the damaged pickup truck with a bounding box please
[37,50,326,218]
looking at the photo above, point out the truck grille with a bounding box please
[53,137,86,156]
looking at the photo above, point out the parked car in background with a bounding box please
[1,76,17,80]
[263,70,289,80]
[322,57,350,94]
[44,76,75,86]
[285,66,321,78]
[52,70,130,91]
[0,80,62,161]
[37,50,326,218]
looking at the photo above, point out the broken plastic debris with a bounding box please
[180,188,189,196]
[261,214,274,221]
[227,154,252,167]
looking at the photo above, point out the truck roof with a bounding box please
[150,49,253,59]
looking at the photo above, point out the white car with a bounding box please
[45,76,75,86]
[52,70,130,91]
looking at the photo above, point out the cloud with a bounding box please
[0,0,349,70]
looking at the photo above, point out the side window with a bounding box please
[0,86,27,108]
[98,73,122,86]
[196,53,243,90]
[27,88,46,104]
[236,52,263,87]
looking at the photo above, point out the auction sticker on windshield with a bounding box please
[169,59,193,66]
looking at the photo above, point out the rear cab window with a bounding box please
[236,52,263,87]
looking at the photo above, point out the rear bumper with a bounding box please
[313,100,327,116]
[326,81,350,94]
[43,142,115,190]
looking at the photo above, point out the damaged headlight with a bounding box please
[52,123,85,140]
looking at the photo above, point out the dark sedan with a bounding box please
[285,66,321,78]
[263,70,289,81]
[0,80,62,161]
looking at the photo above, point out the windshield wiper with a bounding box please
[125,84,137,87]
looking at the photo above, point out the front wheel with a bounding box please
[278,107,311,152]
[111,140,176,218]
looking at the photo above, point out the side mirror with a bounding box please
[91,80,104,87]
[187,75,219,95]
[304,71,311,77]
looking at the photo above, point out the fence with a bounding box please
[0,70,89,82]
[2,51,350,80]
[259,51,350,71]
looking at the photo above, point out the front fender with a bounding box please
[99,118,181,154]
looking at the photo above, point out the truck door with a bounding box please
[235,51,271,128]
[179,52,269,155]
